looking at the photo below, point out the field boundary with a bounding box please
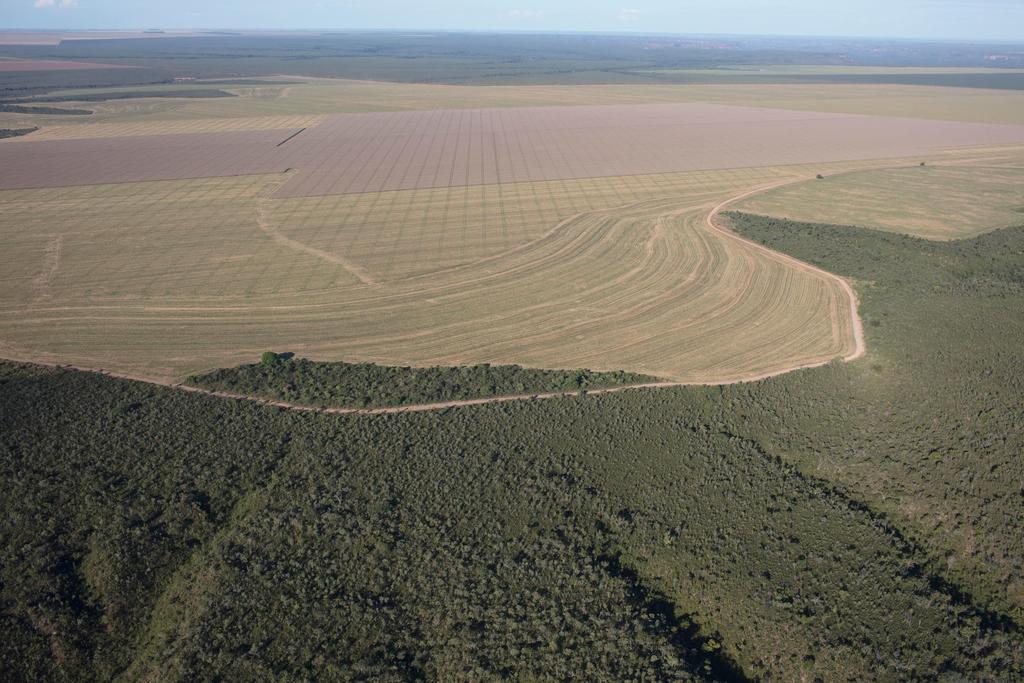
[255,175,380,286]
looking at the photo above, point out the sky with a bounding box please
[3,0,1024,42]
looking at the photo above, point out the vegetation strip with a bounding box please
[0,103,91,115]
[0,127,37,139]
[9,88,236,103]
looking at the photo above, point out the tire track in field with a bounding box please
[29,235,62,305]
[254,175,379,287]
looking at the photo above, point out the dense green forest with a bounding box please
[2,215,1023,680]
[0,104,91,115]
[721,212,1024,620]
[189,356,659,408]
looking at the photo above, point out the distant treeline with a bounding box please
[0,88,236,117]
[0,103,92,115]
[189,356,660,408]
[1,33,1022,91]
[12,88,236,103]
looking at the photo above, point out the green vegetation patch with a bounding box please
[3,205,1024,681]
[0,103,92,115]
[14,88,236,103]
[719,212,1024,618]
[0,127,37,139]
[3,360,1021,681]
[188,356,660,408]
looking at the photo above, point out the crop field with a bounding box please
[269,103,1024,197]
[5,78,1024,133]
[0,128,294,189]
[737,160,1024,240]
[0,161,870,381]
[2,77,1023,382]
[4,101,1024,192]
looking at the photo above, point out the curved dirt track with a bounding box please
[705,181,866,364]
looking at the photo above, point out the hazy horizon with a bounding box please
[3,0,1024,43]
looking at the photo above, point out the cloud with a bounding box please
[34,0,78,8]
[618,8,642,22]
[506,9,545,20]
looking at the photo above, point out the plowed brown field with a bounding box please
[4,102,1024,192]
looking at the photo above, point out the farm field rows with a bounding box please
[0,127,294,189]
[4,100,1024,192]
[2,78,1023,383]
[0,163,868,381]
[269,102,1024,196]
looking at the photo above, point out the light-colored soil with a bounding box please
[6,176,864,413]
[706,182,865,364]
[254,176,379,286]
[5,175,863,403]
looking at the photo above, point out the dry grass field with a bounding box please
[5,77,1024,133]
[737,159,1024,240]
